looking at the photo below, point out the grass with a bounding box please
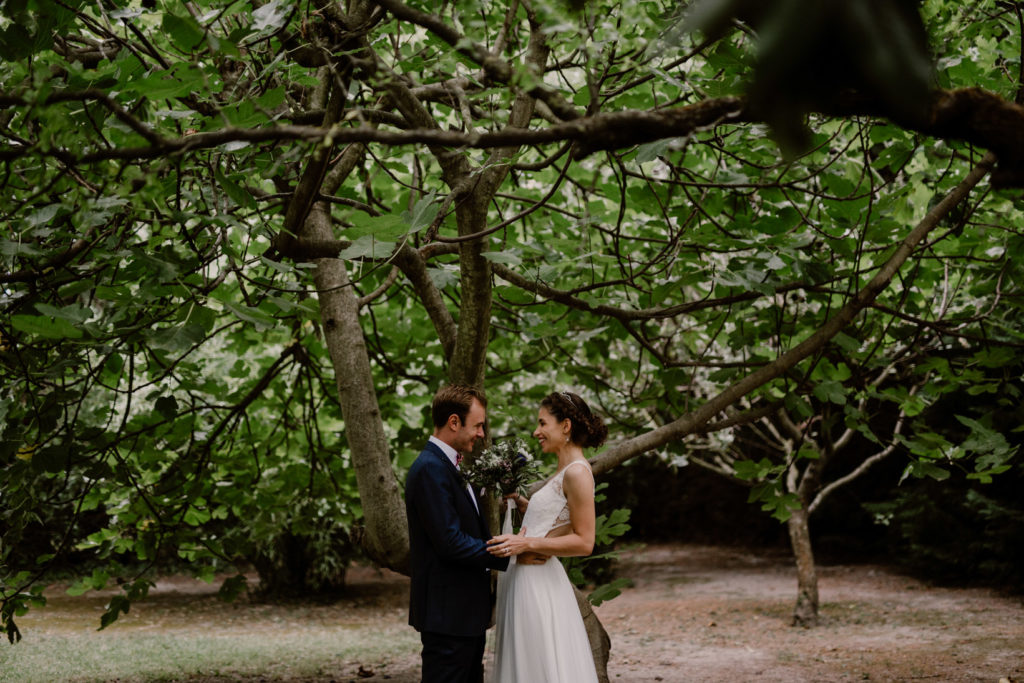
[0,567,421,682]
[0,626,420,682]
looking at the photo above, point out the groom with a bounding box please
[405,384,510,682]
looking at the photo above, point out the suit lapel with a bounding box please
[425,441,483,522]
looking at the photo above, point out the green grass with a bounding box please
[0,625,420,682]
[1,564,420,682]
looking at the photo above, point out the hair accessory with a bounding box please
[561,391,574,405]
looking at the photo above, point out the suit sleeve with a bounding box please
[408,459,510,571]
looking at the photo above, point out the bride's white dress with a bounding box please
[491,460,599,682]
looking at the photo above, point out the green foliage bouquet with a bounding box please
[463,437,541,495]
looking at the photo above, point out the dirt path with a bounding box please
[597,544,1023,682]
[11,543,1024,682]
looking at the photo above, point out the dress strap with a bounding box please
[559,459,593,479]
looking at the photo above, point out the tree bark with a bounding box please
[784,418,827,628]
[309,203,411,573]
[278,58,411,573]
[574,585,612,683]
[787,506,819,627]
[448,214,492,386]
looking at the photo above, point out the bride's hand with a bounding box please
[517,551,549,565]
[502,492,528,515]
[487,527,530,557]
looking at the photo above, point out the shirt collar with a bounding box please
[429,435,460,468]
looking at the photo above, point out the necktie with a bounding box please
[455,453,463,468]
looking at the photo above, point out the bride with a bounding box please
[486,390,607,682]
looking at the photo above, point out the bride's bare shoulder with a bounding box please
[561,460,594,489]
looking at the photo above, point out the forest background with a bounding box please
[2,0,1024,673]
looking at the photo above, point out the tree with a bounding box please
[3,2,1024,672]
[697,337,1019,625]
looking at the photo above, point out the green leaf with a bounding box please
[67,568,110,596]
[23,203,61,227]
[587,577,633,606]
[0,240,44,257]
[184,505,211,526]
[215,167,256,209]
[217,574,249,602]
[220,301,276,329]
[256,87,286,111]
[148,323,206,352]
[903,461,951,482]
[35,302,90,324]
[162,13,205,52]
[336,234,395,260]
[31,445,67,474]
[99,595,130,631]
[832,332,860,352]
[484,250,522,266]
[252,0,289,32]
[733,458,774,481]
[154,396,178,420]
[404,193,438,233]
[11,314,83,339]
[635,139,670,163]
[131,65,205,98]
[812,379,846,405]
[967,465,1012,484]
[0,23,33,60]
[346,213,408,241]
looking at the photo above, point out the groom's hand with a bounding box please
[516,551,549,565]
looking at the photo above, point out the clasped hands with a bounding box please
[487,492,547,565]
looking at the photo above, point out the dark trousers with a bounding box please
[420,630,486,683]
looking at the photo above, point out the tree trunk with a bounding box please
[787,506,819,627]
[282,67,409,573]
[574,585,612,683]
[308,203,411,573]
[448,235,491,386]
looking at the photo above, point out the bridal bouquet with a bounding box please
[462,437,540,495]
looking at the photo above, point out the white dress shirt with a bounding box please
[429,435,479,514]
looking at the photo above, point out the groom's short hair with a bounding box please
[432,384,487,429]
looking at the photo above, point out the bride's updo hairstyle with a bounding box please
[541,391,608,449]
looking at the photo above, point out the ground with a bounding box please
[596,544,1023,682]
[9,543,1024,682]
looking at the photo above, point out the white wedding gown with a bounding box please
[491,460,599,682]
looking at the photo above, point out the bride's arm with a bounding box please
[488,467,596,558]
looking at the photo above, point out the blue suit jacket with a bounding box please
[406,440,509,636]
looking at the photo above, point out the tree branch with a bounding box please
[7,88,1024,186]
[589,152,996,476]
[367,0,580,122]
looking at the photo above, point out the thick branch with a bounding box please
[392,244,457,359]
[491,261,799,321]
[7,89,1024,186]
[823,88,1024,188]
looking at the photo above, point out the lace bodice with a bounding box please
[521,460,592,538]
